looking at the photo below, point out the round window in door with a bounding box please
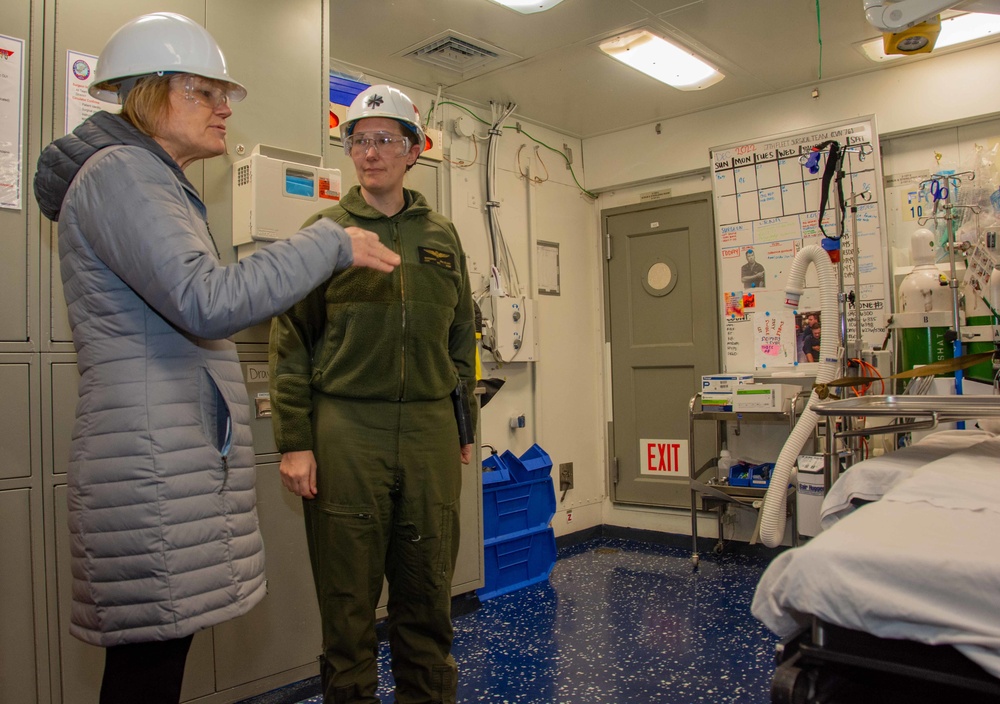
[642,258,678,297]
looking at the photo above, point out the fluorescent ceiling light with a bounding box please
[487,0,565,13]
[599,29,724,90]
[860,12,1000,61]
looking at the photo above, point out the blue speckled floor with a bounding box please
[264,537,778,704]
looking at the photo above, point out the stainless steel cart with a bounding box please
[688,392,803,567]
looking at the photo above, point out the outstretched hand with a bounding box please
[345,226,401,272]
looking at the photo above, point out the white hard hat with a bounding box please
[340,84,428,155]
[89,12,246,104]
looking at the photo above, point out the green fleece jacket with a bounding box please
[269,186,478,453]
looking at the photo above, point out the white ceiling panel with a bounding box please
[328,0,1000,138]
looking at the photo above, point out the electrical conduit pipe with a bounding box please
[759,245,840,548]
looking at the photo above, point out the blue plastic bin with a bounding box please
[501,444,553,484]
[481,453,512,487]
[728,462,752,487]
[329,74,368,106]
[483,476,556,541]
[477,525,556,601]
[519,444,553,477]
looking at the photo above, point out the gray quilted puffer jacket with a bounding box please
[34,112,353,646]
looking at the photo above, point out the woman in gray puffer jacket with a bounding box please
[32,12,399,704]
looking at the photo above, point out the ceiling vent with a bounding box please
[401,31,516,75]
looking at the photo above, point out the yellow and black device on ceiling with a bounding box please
[883,14,942,54]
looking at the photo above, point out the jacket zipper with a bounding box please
[221,415,232,489]
[395,223,406,400]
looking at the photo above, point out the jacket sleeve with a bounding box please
[449,225,480,432]
[268,276,328,454]
[68,147,353,340]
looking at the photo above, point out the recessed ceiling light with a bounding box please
[487,0,566,14]
[599,29,723,91]
[860,12,1000,61]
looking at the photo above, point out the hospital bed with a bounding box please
[752,395,1000,703]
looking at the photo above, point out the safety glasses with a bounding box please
[344,131,411,157]
[174,75,230,110]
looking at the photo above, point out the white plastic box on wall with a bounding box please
[485,294,538,363]
[232,144,341,259]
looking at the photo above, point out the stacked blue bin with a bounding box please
[329,72,368,106]
[478,444,557,601]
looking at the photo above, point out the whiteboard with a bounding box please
[710,117,891,375]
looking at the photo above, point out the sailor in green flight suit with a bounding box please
[269,84,477,704]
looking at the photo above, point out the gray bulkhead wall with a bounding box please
[4,1,337,702]
[1,0,47,701]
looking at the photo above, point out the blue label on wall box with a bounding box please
[285,169,315,198]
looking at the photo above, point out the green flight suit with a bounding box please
[269,186,477,704]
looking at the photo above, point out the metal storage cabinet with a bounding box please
[0,363,33,481]
[0,356,45,704]
[0,489,42,703]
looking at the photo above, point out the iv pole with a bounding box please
[917,170,979,398]
[798,143,875,365]
[798,141,874,465]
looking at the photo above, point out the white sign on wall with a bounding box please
[65,50,119,135]
[640,438,689,478]
[0,33,25,210]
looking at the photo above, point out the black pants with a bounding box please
[100,634,194,704]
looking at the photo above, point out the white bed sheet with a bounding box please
[753,437,1000,679]
[819,429,996,529]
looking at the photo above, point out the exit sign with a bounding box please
[640,438,689,477]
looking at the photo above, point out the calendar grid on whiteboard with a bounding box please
[709,117,893,375]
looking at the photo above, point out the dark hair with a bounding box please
[393,120,420,172]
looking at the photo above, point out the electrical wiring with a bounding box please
[516,144,549,183]
[847,358,885,396]
[844,357,884,458]
[485,100,521,300]
[444,134,478,167]
[815,0,823,80]
[435,100,596,199]
[504,123,596,199]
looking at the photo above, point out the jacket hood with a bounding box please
[33,111,193,222]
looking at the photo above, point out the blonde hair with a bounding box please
[119,74,174,137]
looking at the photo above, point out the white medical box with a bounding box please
[733,384,800,412]
[700,391,734,412]
[232,144,341,259]
[701,374,753,394]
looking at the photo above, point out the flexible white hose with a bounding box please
[759,245,840,548]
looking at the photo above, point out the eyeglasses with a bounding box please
[344,131,411,157]
[175,76,230,110]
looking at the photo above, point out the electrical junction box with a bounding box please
[486,294,538,363]
[232,144,341,259]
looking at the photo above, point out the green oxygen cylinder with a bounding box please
[894,228,954,374]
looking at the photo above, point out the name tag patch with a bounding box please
[418,247,456,270]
